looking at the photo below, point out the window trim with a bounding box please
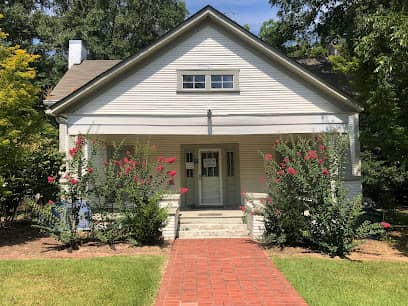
[177,69,240,92]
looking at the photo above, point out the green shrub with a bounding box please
[263,133,383,257]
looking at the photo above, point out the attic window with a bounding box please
[177,70,239,92]
[183,75,205,89]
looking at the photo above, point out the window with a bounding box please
[185,152,193,177]
[211,75,234,89]
[183,75,205,89]
[227,151,234,176]
[177,70,239,91]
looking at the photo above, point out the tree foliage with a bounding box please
[0,17,62,224]
[265,1,408,207]
[0,0,187,92]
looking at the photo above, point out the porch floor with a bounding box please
[154,238,307,306]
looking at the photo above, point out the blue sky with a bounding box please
[184,1,278,34]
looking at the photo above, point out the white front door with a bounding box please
[199,149,223,206]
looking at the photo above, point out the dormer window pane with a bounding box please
[211,74,234,89]
[183,74,205,89]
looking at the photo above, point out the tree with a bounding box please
[267,1,408,207]
[48,0,187,60]
[0,16,62,225]
[0,1,188,91]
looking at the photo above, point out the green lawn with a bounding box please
[273,256,408,306]
[0,256,165,306]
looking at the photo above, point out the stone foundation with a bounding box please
[244,192,267,240]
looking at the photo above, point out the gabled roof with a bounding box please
[46,5,362,115]
[45,60,120,103]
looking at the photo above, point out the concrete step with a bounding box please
[178,210,248,239]
[178,230,249,239]
[180,217,244,224]
[179,223,247,231]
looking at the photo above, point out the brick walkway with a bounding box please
[155,238,307,306]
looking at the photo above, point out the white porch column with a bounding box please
[345,114,362,198]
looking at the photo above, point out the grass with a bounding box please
[0,255,165,306]
[273,256,408,306]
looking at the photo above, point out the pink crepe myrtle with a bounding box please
[180,187,189,194]
[287,167,297,176]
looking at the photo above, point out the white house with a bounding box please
[45,6,362,238]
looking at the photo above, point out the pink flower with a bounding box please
[87,167,93,173]
[164,157,176,164]
[156,165,164,172]
[322,168,329,176]
[69,178,78,185]
[275,178,281,183]
[123,157,129,164]
[167,170,177,177]
[318,159,324,165]
[265,153,273,161]
[125,166,132,175]
[240,205,246,212]
[103,161,109,167]
[279,162,286,168]
[287,167,297,176]
[381,222,391,229]
[75,135,84,146]
[157,156,164,162]
[133,175,138,181]
[69,147,78,157]
[305,150,318,160]
[277,170,285,176]
[319,145,326,151]
[48,200,54,205]
[47,176,55,183]
[63,173,70,179]
[180,187,189,194]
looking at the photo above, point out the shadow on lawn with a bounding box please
[0,220,46,247]
[392,229,408,257]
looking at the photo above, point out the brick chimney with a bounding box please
[68,40,88,69]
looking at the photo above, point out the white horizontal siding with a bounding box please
[96,135,277,193]
[83,135,360,201]
[74,24,346,116]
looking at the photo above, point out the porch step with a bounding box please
[178,210,248,239]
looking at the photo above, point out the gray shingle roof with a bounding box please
[46,60,121,101]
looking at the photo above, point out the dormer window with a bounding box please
[177,70,239,92]
[183,74,205,89]
[211,74,233,89]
